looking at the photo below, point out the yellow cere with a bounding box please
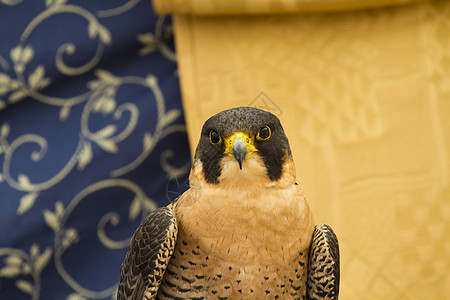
[223,132,258,156]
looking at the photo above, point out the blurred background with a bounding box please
[0,0,449,299]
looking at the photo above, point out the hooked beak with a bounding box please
[224,132,257,170]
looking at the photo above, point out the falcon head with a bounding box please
[191,107,295,188]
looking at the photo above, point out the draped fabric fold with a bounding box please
[154,0,431,15]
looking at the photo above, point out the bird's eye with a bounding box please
[209,130,222,144]
[257,125,271,140]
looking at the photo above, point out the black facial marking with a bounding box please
[194,130,225,184]
[194,107,291,184]
[254,124,290,181]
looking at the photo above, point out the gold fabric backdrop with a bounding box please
[154,0,450,299]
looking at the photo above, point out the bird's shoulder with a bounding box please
[117,206,178,300]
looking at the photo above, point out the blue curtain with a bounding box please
[0,1,191,299]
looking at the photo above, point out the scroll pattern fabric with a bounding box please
[0,1,191,299]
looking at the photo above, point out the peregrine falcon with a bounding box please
[118,107,340,300]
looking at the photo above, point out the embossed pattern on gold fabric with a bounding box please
[173,1,450,299]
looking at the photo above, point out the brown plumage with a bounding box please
[118,107,339,300]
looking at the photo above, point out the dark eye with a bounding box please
[257,125,271,140]
[209,130,222,144]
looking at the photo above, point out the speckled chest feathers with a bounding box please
[158,183,314,300]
